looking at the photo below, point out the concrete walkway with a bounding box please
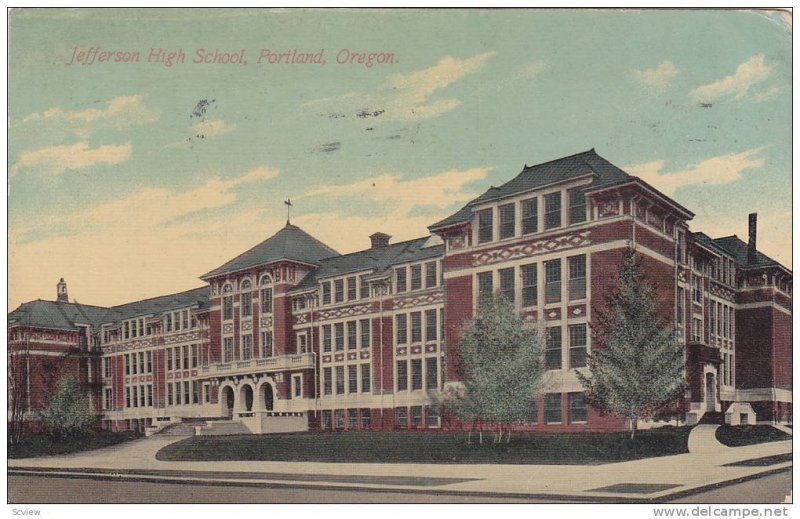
[687,424,730,455]
[8,433,792,502]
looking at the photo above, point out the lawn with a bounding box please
[156,427,693,465]
[715,425,791,447]
[8,431,142,459]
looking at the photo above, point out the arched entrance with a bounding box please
[221,386,235,418]
[705,372,716,412]
[263,384,274,411]
[240,385,254,412]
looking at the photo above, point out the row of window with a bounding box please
[394,261,439,293]
[321,275,370,306]
[165,309,197,333]
[124,384,154,409]
[395,309,444,345]
[721,352,735,387]
[222,332,274,363]
[222,287,273,321]
[323,364,372,395]
[167,380,201,406]
[321,408,374,430]
[123,351,153,375]
[545,323,588,370]
[322,320,371,353]
[477,255,587,306]
[709,300,735,342]
[539,392,588,424]
[166,344,200,371]
[396,357,439,391]
[476,188,587,245]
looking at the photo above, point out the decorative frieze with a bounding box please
[319,304,371,321]
[393,292,444,309]
[471,231,591,267]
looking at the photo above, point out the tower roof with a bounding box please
[201,223,339,279]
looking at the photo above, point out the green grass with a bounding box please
[156,427,693,465]
[715,425,791,447]
[9,431,143,459]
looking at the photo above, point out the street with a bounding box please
[7,470,791,504]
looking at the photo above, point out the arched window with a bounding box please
[240,279,253,317]
[260,275,273,314]
[222,283,233,320]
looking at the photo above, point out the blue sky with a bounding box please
[8,8,791,308]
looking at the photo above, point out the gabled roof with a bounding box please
[107,286,210,322]
[290,237,444,293]
[713,235,789,272]
[202,223,339,279]
[8,300,110,331]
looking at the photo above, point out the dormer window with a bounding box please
[499,203,515,239]
[568,188,587,224]
[544,192,562,230]
[477,208,493,243]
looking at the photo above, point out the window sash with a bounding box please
[336,367,345,394]
[361,364,371,393]
[499,203,515,239]
[410,265,422,290]
[544,192,562,229]
[545,327,562,370]
[521,264,538,306]
[425,262,437,288]
[348,365,358,393]
[347,321,357,350]
[395,268,407,292]
[499,267,515,303]
[396,361,408,391]
[522,198,538,234]
[347,277,357,301]
[334,280,344,303]
[569,324,587,368]
[568,393,588,423]
[478,272,493,302]
[396,314,408,344]
[544,394,562,424]
[411,312,422,343]
[545,260,561,303]
[425,310,437,343]
[335,323,345,351]
[411,359,423,390]
[360,319,371,348]
[425,358,438,390]
[478,209,493,243]
[568,189,587,224]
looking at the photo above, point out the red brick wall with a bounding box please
[443,274,473,382]
[772,309,792,389]
[736,306,773,389]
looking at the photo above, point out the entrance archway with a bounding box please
[263,384,274,411]
[240,385,254,412]
[221,386,235,418]
[705,372,716,412]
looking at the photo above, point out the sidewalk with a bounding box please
[8,433,792,502]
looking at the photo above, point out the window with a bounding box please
[104,388,113,410]
[568,188,587,224]
[692,318,703,342]
[425,262,437,288]
[182,311,189,330]
[260,287,272,313]
[167,383,173,406]
[693,277,702,304]
[293,375,302,398]
[568,255,587,300]
[261,331,273,357]
[396,314,408,344]
[395,407,408,428]
[544,192,562,230]
[321,282,331,305]
[131,320,137,338]
[426,357,438,390]
[544,393,562,424]
[348,409,358,429]
[223,338,234,362]
[192,381,199,404]
[425,310,437,343]
[521,264,538,306]
[568,392,588,423]
[335,322,345,351]
[411,406,423,427]
[569,324,587,368]
[191,345,198,368]
[411,265,422,290]
[127,387,133,408]
[131,354,137,375]
[361,408,371,429]
[334,409,345,429]
[298,333,308,354]
[103,358,112,378]
[336,366,345,395]
[191,314,197,328]
[223,296,233,320]
[321,410,332,429]
[361,363,371,393]
[346,277,357,301]
[499,203,515,239]
[499,267,515,303]
[477,208,494,244]
[522,198,538,235]
[411,359,423,390]
[139,352,145,374]
[165,315,172,333]
[347,321,357,350]
[334,279,344,303]
[710,301,717,337]
[241,291,252,317]
[242,335,253,360]
[347,365,358,393]
[182,346,189,370]
[323,367,332,395]
[478,271,493,303]
[124,321,130,339]
[426,407,440,427]
[677,287,685,325]
[395,268,407,293]
[546,327,562,370]
[397,360,408,391]
[323,324,332,352]
[147,351,153,373]
[360,319,370,349]
[174,382,182,405]
[545,259,562,303]
[356,275,369,299]
[203,383,210,403]
[174,348,181,370]
[411,312,422,343]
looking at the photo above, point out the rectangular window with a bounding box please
[546,327,562,370]
[348,409,358,429]
[568,255,587,301]
[499,203,516,239]
[242,335,253,360]
[568,392,588,423]
[361,408,371,429]
[347,277,357,301]
[167,383,173,406]
[175,347,181,370]
[174,382,182,405]
[174,312,181,331]
[147,351,153,373]
[692,318,703,342]
[336,366,345,395]
[395,268,407,293]
[544,393,562,424]
[124,354,130,375]
[182,345,189,369]
[124,321,130,339]
[182,311,189,330]
[395,407,408,428]
[426,407,440,427]
[410,264,422,291]
[499,267,515,303]
[203,383,210,403]
[293,375,302,398]
[223,296,233,320]
[223,338,234,362]
[334,279,344,303]
[411,312,422,343]
[478,271,493,303]
[411,359,423,390]
[298,333,308,354]
[396,314,408,345]
[710,301,717,337]
[346,365,358,394]
[241,292,252,317]
[522,198,538,235]
[334,409,345,429]
[261,332,273,358]
[165,314,172,333]
[478,208,493,243]
[425,262,437,288]
[104,388,113,410]
[125,387,131,408]
[260,287,272,313]
[425,310,437,343]
[568,188,587,224]
[360,275,370,299]
[426,357,438,390]
[131,320,137,338]
[693,277,702,304]
[544,192,562,230]
[361,363,371,393]
[360,319,371,349]
[545,259,562,303]
[677,287,685,325]
[192,381,199,404]
[322,324,332,353]
[323,367,332,395]
[396,360,408,391]
[184,381,190,405]
[321,282,331,305]
[131,354,137,375]
[347,321,357,350]
[569,324,588,368]
[321,410,332,430]
[521,264,538,307]
[411,406,423,427]
[191,345,198,368]
[335,322,345,351]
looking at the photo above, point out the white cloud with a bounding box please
[191,119,235,138]
[520,61,547,78]
[10,141,132,176]
[632,61,678,90]
[625,147,766,196]
[754,86,781,103]
[19,95,158,128]
[689,54,774,103]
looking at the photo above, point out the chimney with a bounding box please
[747,213,757,265]
[56,278,69,303]
[369,232,391,250]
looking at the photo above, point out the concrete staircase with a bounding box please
[158,421,205,436]
[196,420,250,436]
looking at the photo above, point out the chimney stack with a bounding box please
[747,213,757,265]
[369,232,391,250]
[56,278,69,303]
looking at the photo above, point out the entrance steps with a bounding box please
[158,421,206,436]
[196,420,250,436]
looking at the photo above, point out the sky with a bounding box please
[8,8,792,309]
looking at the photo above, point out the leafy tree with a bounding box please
[577,248,687,439]
[40,377,95,440]
[436,295,544,443]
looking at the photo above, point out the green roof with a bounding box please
[713,235,788,271]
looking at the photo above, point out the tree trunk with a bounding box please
[629,417,638,439]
